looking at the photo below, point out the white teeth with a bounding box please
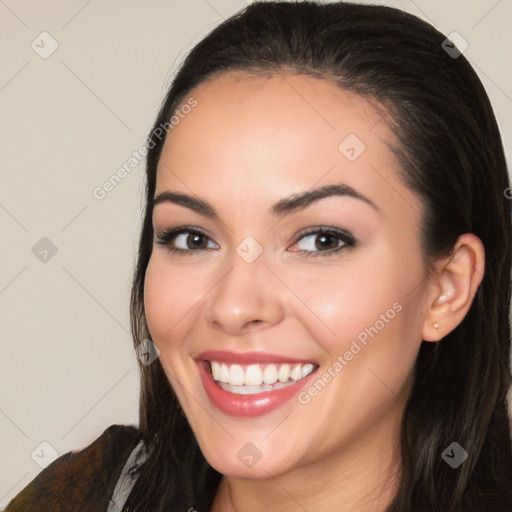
[262,364,278,385]
[218,380,297,395]
[209,361,317,389]
[211,361,221,381]
[278,364,290,383]
[244,364,263,386]
[219,364,230,383]
[301,363,314,379]
[219,383,274,395]
[212,362,230,383]
[229,364,245,386]
[290,364,302,381]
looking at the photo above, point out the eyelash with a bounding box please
[155,226,357,258]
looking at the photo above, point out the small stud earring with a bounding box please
[433,322,439,330]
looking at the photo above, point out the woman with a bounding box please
[6,2,512,511]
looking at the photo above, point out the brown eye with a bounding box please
[155,227,219,255]
[291,227,356,257]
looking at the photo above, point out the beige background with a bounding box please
[0,0,511,507]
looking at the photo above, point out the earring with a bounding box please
[433,322,439,330]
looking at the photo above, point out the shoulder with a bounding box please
[4,424,142,512]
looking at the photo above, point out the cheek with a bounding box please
[144,256,192,346]
[143,258,167,339]
[288,266,396,340]
[143,255,216,350]
[143,258,194,389]
[287,248,423,363]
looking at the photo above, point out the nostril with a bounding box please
[245,319,263,327]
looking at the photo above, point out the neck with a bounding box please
[211,402,403,512]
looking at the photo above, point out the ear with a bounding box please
[422,233,485,342]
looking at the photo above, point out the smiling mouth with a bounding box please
[205,360,319,395]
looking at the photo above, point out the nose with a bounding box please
[204,250,285,336]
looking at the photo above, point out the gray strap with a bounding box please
[107,439,147,512]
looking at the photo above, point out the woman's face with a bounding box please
[144,71,430,478]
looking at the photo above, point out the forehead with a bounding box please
[163,71,388,161]
[155,71,420,223]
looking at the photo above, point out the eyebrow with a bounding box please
[152,182,379,220]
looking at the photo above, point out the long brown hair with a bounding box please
[125,2,512,510]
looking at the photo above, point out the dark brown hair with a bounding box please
[125,2,512,511]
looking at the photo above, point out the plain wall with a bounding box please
[1,0,511,507]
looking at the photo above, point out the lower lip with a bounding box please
[196,361,317,418]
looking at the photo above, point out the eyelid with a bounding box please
[288,226,356,255]
[154,225,357,257]
[155,226,218,249]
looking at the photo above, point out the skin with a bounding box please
[143,71,485,512]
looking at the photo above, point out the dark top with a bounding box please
[4,424,142,512]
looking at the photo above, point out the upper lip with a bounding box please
[194,350,317,365]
